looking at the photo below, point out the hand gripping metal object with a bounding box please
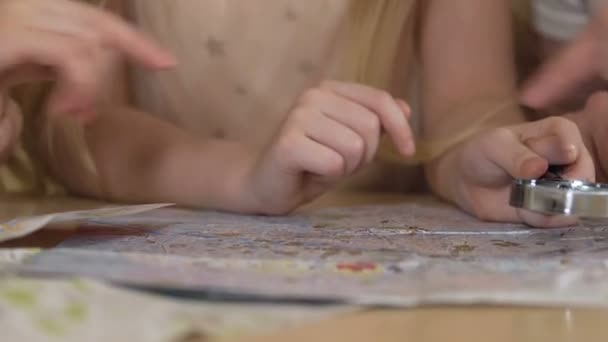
[510,166,608,218]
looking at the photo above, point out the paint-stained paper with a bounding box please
[14,200,608,308]
[0,203,172,243]
[0,276,351,342]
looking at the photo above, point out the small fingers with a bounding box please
[524,135,577,166]
[396,99,412,119]
[520,29,597,109]
[517,117,595,182]
[298,88,381,164]
[10,31,100,117]
[278,130,345,180]
[61,2,176,69]
[294,108,366,175]
[480,128,548,180]
[320,81,415,156]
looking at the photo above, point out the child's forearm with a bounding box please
[419,0,527,204]
[424,146,459,203]
[51,105,260,212]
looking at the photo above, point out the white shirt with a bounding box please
[533,0,608,40]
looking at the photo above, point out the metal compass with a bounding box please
[510,165,608,218]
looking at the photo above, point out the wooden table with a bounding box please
[2,193,608,342]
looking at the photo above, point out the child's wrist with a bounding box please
[425,146,466,206]
[167,139,258,213]
[217,143,265,214]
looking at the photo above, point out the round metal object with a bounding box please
[510,179,608,218]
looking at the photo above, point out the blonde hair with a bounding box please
[341,0,419,88]
[0,84,62,195]
[0,0,106,196]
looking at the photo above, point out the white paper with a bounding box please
[0,203,172,242]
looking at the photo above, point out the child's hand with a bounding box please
[437,116,594,227]
[0,93,23,163]
[564,92,608,183]
[0,0,175,120]
[244,81,414,214]
[521,7,608,109]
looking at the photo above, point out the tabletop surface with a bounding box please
[1,192,608,341]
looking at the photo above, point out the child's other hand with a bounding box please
[521,6,608,110]
[0,0,175,121]
[564,92,608,183]
[0,93,23,163]
[245,80,415,214]
[447,116,594,227]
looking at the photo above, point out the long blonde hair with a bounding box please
[0,0,106,195]
[342,1,419,88]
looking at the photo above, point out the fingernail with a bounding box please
[156,54,178,68]
[521,157,547,178]
[563,144,577,154]
[401,140,415,156]
[397,99,411,114]
[403,108,412,119]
